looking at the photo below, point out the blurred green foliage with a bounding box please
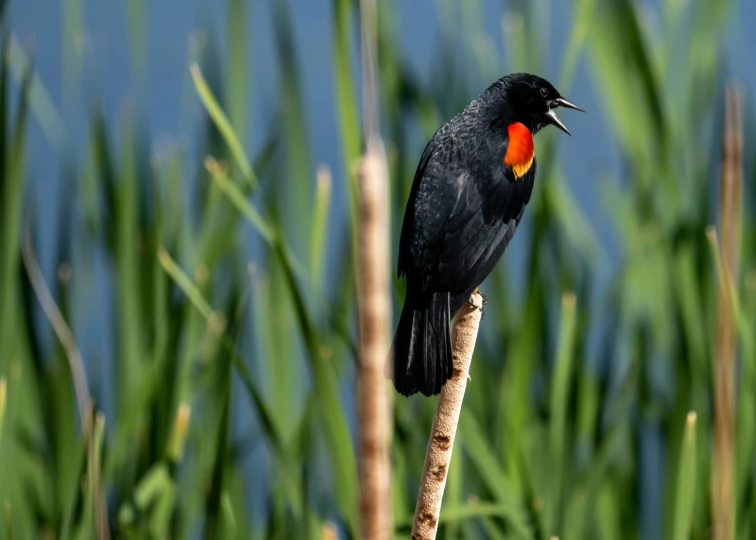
[1,0,755,538]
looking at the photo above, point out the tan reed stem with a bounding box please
[412,292,483,540]
[712,82,742,540]
[357,0,392,536]
[357,141,393,539]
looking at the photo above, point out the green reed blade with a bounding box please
[191,64,257,188]
[672,413,698,540]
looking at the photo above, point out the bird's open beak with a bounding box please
[554,97,585,112]
[546,97,585,136]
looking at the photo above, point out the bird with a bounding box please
[390,73,583,397]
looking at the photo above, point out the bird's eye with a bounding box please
[540,87,548,98]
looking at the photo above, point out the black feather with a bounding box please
[390,290,452,397]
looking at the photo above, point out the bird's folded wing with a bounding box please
[436,170,525,294]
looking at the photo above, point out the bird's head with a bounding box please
[496,73,584,135]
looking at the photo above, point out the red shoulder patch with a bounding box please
[503,122,534,179]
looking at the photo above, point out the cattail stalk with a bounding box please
[412,293,483,539]
[357,0,392,537]
[357,141,392,539]
[712,83,742,540]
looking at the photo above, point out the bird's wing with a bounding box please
[435,161,534,295]
[399,124,535,296]
[398,137,446,280]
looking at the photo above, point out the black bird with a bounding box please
[390,73,583,397]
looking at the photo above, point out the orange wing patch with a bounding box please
[503,122,534,179]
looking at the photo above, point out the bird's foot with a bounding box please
[468,290,487,319]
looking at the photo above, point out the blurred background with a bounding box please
[1,0,755,538]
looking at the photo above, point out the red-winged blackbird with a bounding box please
[390,73,582,397]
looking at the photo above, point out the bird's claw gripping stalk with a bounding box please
[468,290,487,319]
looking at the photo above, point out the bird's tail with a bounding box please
[389,290,453,396]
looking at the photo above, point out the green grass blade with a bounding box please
[204,157,310,283]
[672,412,698,540]
[74,413,105,540]
[548,292,578,532]
[273,236,359,534]
[203,358,231,540]
[331,0,361,279]
[62,0,83,113]
[586,3,656,164]
[190,64,257,188]
[157,246,226,332]
[204,158,273,243]
[706,227,755,369]
[226,0,248,148]
[6,35,67,152]
[558,0,594,89]
[114,108,146,411]
[310,166,332,286]
[125,0,147,102]
[0,48,30,368]
[459,410,531,538]
[167,403,191,462]
[124,464,174,536]
[272,1,312,258]
[0,378,6,455]
[156,247,304,519]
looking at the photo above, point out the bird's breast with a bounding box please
[503,122,534,179]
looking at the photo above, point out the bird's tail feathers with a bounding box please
[389,291,452,396]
